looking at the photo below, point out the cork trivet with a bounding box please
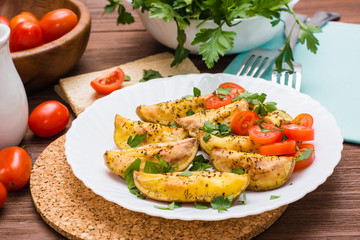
[30,135,287,240]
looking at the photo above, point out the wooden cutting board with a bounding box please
[30,135,287,240]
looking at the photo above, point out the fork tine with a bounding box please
[279,72,286,85]
[288,73,294,88]
[236,53,254,76]
[256,58,273,77]
[249,57,267,77]
[241,56,259,76]
[295,71,302,91]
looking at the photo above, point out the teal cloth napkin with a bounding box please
[224,21,360,144]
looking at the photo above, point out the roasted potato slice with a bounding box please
[199,130,260,154]
[114,114,188,149]
[136,93,212,125]
[134,171,249,202]
[104,138,198,177]
[175,99,249,137]
[263,109,293,126]
[210,147,295,191]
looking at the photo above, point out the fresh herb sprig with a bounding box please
[202,121,232,137]
[234,91,277,116]
[105,0,320,71]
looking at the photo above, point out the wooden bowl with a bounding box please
[0,0,91,92]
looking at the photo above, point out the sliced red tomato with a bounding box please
[282,124,314,141]
[293,113,314,128]
[259,140,296,156]
[9,12,39,31]
[293,144,315,171]
[39,9,78,42]
[248,123,282,144]
[90,67,125,95]
[219,82,245,98]
[0,182,6,207]
[9,21,44,52]
[204,94,232,109]
[230,111,260,135]
[0,16,10,27]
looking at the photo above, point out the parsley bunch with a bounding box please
[104,0,320,71]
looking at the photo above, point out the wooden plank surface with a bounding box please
[1,0,360,239]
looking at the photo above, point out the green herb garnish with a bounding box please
[195,202,209,209]
[231,169,245,175]
[295,146,314,162]
[186,109,195,116]
[139,69,163,82]
[144,154,177,173]
[255,121,271,133]
[127,134,146,148]
[124,75,131,81]
[123,158,146,199]
[270,195,280,200]
[202,121,232,137]
[238,191,247,205]
[211,194,234,212]
[189,155,212,171]
[170,121,177,128]
[202,133,212,143]
[155,202,182,210]
[183,87,202,99]
[177,170,192,177]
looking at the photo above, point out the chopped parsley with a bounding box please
[238,191,247,205]
[139,69,163,82]
[195,202,209,209]
[123,158,146,199]
[127,134,146,148]
[189,155,211,171]
[186,109,195,116]
[177,170,192,177]
[155,202,182,210]
[202,121,232,137]
[270,195,280,200]
[202,133,211,143]
[231,169,245,175]
[144,154,177,174]
[182,87,202,99]
[124,75,131,81]
[211,194,234,212]
[295,146,315,162]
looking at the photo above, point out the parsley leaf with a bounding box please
[129,186,146,199]
[238,191,247,205]
[270,195,280,200]
[186,109,195,116]
[193,87,201,97]
[231,169,245,175]
[195,202,209,209]
[189,155,212,171]
[202,121,232,137]
[127,134,146,148]
[123,158,141,189]
[255,121,271,133]
[254,102,278,117]
[295,146,314,162]
[104,0,134,25]
[170,121,177,128]
[202,133,212,143]
[211,194,234,212]
[216,87,231,96]
[124,75,131,81]
[144,154,177,174]
[140,69,163,82]
[177,170,192,177]
[155,202,182,210]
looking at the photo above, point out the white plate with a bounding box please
[65,73,343,221]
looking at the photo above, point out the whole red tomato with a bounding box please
[0,16,10,27]
[0,147,32,191]
[0,182,7,207]
[9,12,39,31]
[39,8,78,42]
[28,100,70,137]
[9,21,44,52]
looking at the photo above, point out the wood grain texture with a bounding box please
[0,0,360,239]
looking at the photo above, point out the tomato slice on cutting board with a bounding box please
[91,67,125,95]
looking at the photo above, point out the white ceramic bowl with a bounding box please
[135,0,299,54]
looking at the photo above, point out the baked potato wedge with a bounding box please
[175,99,249,137]
[199,130,260,154]
[105,138,199,177]
[114,114,188,149]
[136,93,212,125]
[134,171,250,202]
[263,109,293,126]
[210,147,295,191]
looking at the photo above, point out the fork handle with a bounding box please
[285,14,307,51]
[306,11,340,27]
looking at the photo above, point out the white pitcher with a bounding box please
[0,24,29,150]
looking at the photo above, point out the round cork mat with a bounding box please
[30,135,287,240]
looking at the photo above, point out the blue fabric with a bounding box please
[224,21,360,144]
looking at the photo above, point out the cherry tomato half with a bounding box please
[39,8,78,42]
[90,67,125,95]
[28,100,70,137]
[0,16,10,27]
[9,12,39,31]
[282,124,315,141]
[204,94,233,109]
[294,144,315,171]
[230,111,260,135]
[258,140,297,156]
[0,182,7,207]
[248,123,283,144]
[219,82,245,99]
[293,113,314,128]
[0,147,32,191]
[9,21,44,52]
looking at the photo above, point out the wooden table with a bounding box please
[1,0,360,239]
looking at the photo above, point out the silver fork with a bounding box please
[272,11,341,91]
[236,14,307,78]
